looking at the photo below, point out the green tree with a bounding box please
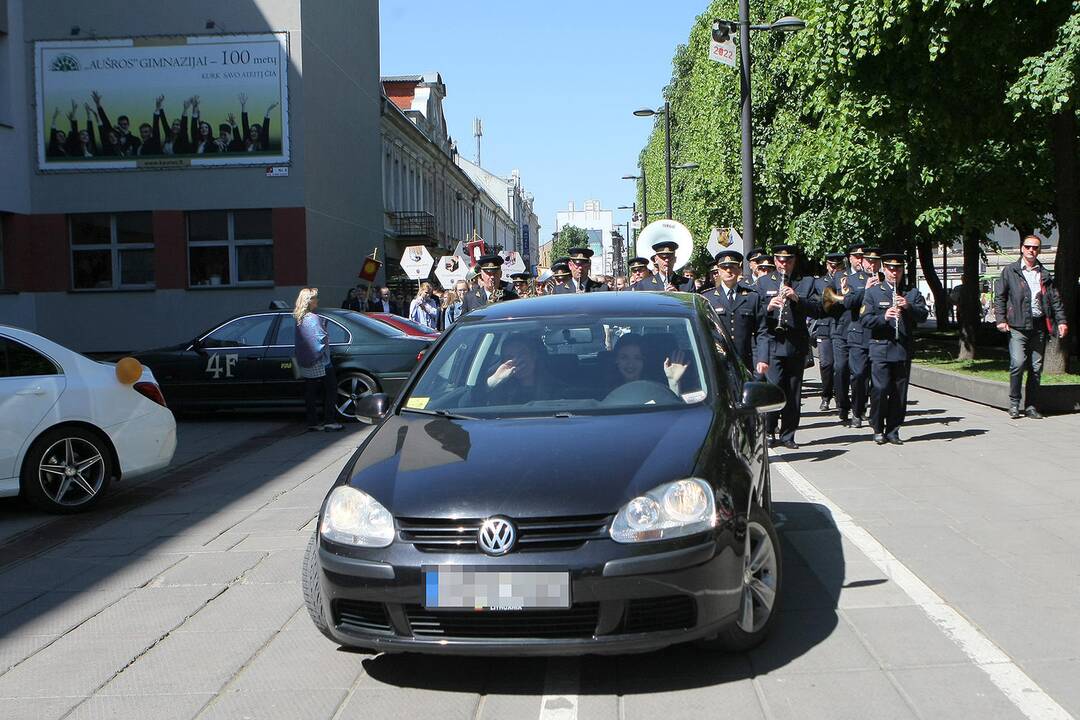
[547,225,591,266]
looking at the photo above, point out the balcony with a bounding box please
[390,211,437,243]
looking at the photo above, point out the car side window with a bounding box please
[326,319,349,344]
[202,315,275,348]
[0,337,60,378]
[273,318,296,347]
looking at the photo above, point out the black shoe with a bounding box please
[819,399,831,411]
[874,433,887,445]
[1008,406,1021,419]
[1025,407,1044,419]
[886,433,904,446]
[853,417,863,429]
[839,414,850,427]
[782,440,800,450]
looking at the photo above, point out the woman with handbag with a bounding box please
[293,288,343,432]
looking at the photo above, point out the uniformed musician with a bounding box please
[840,247,881,429]
[861,252,928,445]
[632,241,695,292]
[510,271,534,298]
[552,247,608,294]
[549,259,572,293]
[753,254,774,283]
[461,254,520,314]
[702,250,766,371]
[746,248,765,285]
[813,252,845,411]
[754,244,822,449]
[826,243,864,426]
[627,256,651,290]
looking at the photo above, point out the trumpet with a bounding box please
[822,273,849,316]
[490,283,504,303]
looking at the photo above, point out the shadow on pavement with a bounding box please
[771,448,847,463]
[360,501,845,694]
[906,428,989,442]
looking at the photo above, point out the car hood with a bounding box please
[346,408,715,518]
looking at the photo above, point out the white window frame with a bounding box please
[187,210,274,288]
[70,213,155,291]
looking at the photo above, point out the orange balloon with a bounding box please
[115,357,142,385]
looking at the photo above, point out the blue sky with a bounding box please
[379,0,708,246]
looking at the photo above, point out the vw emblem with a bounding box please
[477,517,516,556]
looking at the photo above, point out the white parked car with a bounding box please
[0,325,177,513]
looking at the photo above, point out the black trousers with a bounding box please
[849,343,870,418]
[304,363,339,426]
[766,353,806,443]
[869,359,909,437]
[817,337,834,400]
[832,335,850,414]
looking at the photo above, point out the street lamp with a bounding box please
[632,102,675,219]
[714,10,805,249]
[621,173,649,229]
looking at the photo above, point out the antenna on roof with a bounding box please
[473,117,483,166]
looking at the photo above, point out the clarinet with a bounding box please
[883,277,900,340]
[777,271,791,328]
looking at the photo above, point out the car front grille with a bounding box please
[396,515,611,553]
[619,595,698,634]
[404,603,600,639]
[334,599,393,634]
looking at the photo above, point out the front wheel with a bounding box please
[21,427,114,513]
[335,372,379,421]
[302,531,336,642]
[699,505,782,652]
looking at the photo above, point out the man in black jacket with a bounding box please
[551,247,608,293]
[702,250,766,371]
[993,235,1069,418]
[631,241,694,292]
[461,255,519,313]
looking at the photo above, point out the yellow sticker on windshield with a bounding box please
[406,397,430,409]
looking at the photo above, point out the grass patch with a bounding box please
[912,328,1080,385]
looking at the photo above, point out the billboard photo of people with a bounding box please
[35,34,289,170]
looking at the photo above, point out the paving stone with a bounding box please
[959,602,1080,662]
[173,583,302,633]
[842,605,972,668]
[747,610,879,676]
[76,585,226,638]
[228,534,311,552]
[0,695,82,720]
[0,632,158,698]
[337,688,479,720]
[240,548,305,585]
[149,551,266,587]
[0,590,39,616]
[100,629,275,696]
[890,665,1027,720]
[55,554,182,592]
[621,678,764,720]
[42,538,157,559]
[1019,658,1080,718]
[228,508,319,536]
[200,688,346,719]
[756,670,918,720]
[0,557,98,591]
[0,634,58,673]
[67,692,214,720]
[0,589,128,638]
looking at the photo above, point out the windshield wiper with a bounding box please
[401,407,478,421]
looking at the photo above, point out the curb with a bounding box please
[909,363,1080,413]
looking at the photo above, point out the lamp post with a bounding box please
[713,12,804,249]
[621,173,649,229]
[618,204,637,271]
[633,102,676,219]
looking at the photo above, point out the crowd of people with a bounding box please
[45,92,278,159]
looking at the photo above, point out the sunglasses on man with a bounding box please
[1022,244,1041,251]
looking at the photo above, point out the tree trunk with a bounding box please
[1047,109,1078,374]
[917,240,950,331]
[957,229,982,360]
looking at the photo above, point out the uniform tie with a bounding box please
[727,288,735,305]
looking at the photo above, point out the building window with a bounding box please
[70,212,155,290]
[187,209,273,287]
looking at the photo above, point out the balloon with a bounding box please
[115,357,142,385]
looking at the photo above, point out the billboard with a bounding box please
[35,34,289,171]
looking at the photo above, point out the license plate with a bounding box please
[422,566,571,610]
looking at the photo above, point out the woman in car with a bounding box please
[293,288,343,432]
[606,334,689,399]
[480,334,565,406]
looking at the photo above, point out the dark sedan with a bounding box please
[132,308,431,419]
[302,292,786,655]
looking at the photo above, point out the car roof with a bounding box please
[460,291,703,322]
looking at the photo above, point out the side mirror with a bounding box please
[355,393,390,425]
[736,381,786,416]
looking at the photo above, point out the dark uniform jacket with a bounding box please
[860,284,929,362]
[811,275,835,339]
[461,282,519,314]
[754,272,821,359]
[841,270,877,347]
[993,259,1067,333]
[827,267,860,339]
[702,282,766,369]
[631,272,694,292]
[550,277,608,294]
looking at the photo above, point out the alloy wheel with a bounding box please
[336,374,376,419]
[737,519,779,634]
[38,437,106,507]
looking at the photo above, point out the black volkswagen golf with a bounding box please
[303,291,786,655]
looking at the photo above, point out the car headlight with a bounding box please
[610,478,716,543]
[320,486,395,547]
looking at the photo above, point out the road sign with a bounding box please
[710,22,737,68]
[434,254,469,287]
[400,245,434,280]
[499,250,526,275]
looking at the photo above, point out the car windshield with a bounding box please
[402,315,710,418]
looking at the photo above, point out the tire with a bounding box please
[700,504,782,652]
[20,426,114,514]
[335,372,379,422]
[302,531,337,643]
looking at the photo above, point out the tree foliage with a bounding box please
[550,225,590,263]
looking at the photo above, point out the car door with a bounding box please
[262,313,353,402]
[0,336,67,482]
[185,314,276,403]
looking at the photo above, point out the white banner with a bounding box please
[35,34,289,171]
